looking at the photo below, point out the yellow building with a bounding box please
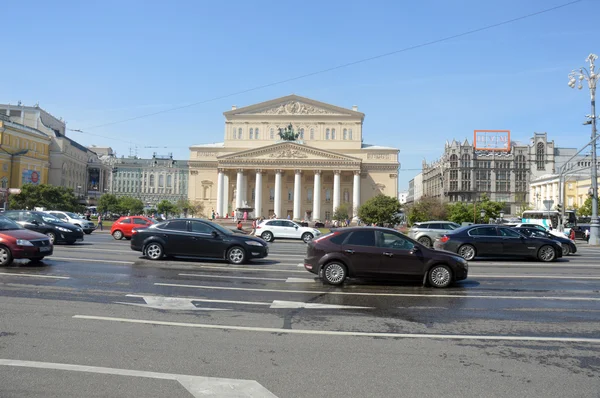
[0,115,51,191]
[572,177,600,208]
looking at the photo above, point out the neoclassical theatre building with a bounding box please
[188,95,399,221]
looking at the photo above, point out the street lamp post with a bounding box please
[569,54,599,245]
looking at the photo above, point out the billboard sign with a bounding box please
[22,169,41,185]
[473,130,511,152]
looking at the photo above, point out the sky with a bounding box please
[3,0,600,191]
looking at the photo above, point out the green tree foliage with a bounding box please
[478,196,504,223]
[188,201,205,218]
[446,202,472,224]
[118,196,144,215]
[8,184,81,211]
[332,203,349,222]
[579,196,598,217]
[358,195,402,226]
[277,123,299,141]
[407,197,447,225]
[97,193,119,214]
[175,198,191,217]
[157,200,177,217]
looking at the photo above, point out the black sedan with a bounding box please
[513,227,577,256]
[130,218,268,264]
[434,224,562,262]
[2,210,84,245]
[304,227,468,288]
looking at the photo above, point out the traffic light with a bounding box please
[556,203,562,212]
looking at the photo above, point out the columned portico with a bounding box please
[235,169,244,210]
[293,170,302,220]
[313,171,322,221]
[333,171,341,211]
[216,169,224,217]
[274,169,282,218]
[254,170,263,218]
[352,170,360,219]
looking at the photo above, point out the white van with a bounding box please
[45,211,96,234]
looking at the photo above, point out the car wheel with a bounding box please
[113,230,123,240]
[227,246,246,264]
[561,244,570,256]
[145,243,163,260]
[418,236,432,248]
[261,231,274,242]
[46,232,56,244]
[458,244,476,261]
[538,245,556,262]
[0,245,13,267]
[302,232,314,243]
[428,264,453,288]
[322,262,347,286]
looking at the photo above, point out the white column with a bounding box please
[352,170,360,220]
[222,173,229,216]
[333,171,341,211]
[242,174,248,204]
[313,171,321,221]
[216,169,224,217]
[293,170,302,221]
[274,170,282,218]
[254,170,263,218]
[235,169,244,211]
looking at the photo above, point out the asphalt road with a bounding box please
[1,232,600,397]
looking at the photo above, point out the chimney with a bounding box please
[231,105,237,110]
[352,105,358,111]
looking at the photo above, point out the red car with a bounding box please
[0,216,53,266]
[111,216,155,240]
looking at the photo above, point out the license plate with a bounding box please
[39,246,51,253]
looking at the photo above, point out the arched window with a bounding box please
[449,154,458,168]
[238,128,242,139]
[331,128,336,140]
[343,129,348,140]
[149,175,155,187]
[310,128,314,140]
[536,142,545,170]
[249,128,254,140]
[461,154,470,168]
[325,129,330,140]
[255,128,259,139]
[167,175,172,187]
[159,175,164,187]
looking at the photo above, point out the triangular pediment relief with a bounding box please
[224,95,363,117]
[218,142,360,162]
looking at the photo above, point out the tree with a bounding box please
[446,202,472,225]
[277,123,299,141]
[407,197,447,225]
[332,203,349,222]
[8,184,81,211]
[175,198,191,217]
[579,196,598,217]
[357,195,402,226]
[157,200,177,217]
[479,195,505,223]
[188,201,205,218]
[98,193,119,214]
[118,196,144,215]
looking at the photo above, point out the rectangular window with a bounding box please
[307,188,313,202]
[269,188,274,201]
[287,189,293,201]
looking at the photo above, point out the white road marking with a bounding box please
[73,315,600,344]
[270,300,372,309]
[154,283,600,301]
[0,359,277,397]
[127,294,269,306]
[285,277,316,283]
[179,273,285,282]
[55,247,129,253]
[0,272,70,280]
[470,274,600,280]
[49,257,135,265]
[116,296,230,311]
[297,263,305,267]
[192,265,305,273]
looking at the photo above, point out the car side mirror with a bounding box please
[31,220,39,225]
[295,226,299,229]
[411,246,420,254]
[211,231,219,238]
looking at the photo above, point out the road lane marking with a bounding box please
[154,283,600,301]
[297,263,305,267]
[470,274,600,280]
[0,359,278,398]
[179,273,285,282]
[48,257,135,264]
[55,247,131,253]
[127,294,269,306]
[72,315,600,344]
[285,278,316,283]
[270,300,372,309]
[116,296,230,311]
[191,265,305,273]
[0,272,70,280]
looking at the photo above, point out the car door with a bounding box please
[158,220,189,255]
[282,221,301,238]
[264,220,283,238]
[467,226,502,256]
[498,227,531,257]
[188,220,223,258]
[376,230,424,279]
[22,212,46,234]
[340,230,381,277]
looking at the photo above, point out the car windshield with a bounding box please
[0,216,23,231]
[40,213,64,223]
[64,212,83,219]
[209,222,233,236]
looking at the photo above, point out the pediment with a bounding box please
[218,142,360,162]
[224,95,364,118]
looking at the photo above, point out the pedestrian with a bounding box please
[251,218,257,235]
[243,211,248,221]
[585,228,590,242]
[211,209,215,220]
[97,214,103,231]
[569,228,575,241]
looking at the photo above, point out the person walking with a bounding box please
[585,228,590,242]
[97,214,103,231]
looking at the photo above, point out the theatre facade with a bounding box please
[188,95,399,221]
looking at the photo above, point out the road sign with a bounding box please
[8,188,21,195]
[543,200,554,211]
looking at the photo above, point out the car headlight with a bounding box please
[245,240,264,247]
[56,227,72,232]
[16,239,34,246]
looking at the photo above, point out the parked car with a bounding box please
[111,216,155,240]
[0,216,53,266]
[434,224,562,262]
[130,218,268,264]
[571,224,590,240]
[513,227,577,256]
[513,223,568,238]
[408,221,461,248]
[254,219,321,243]
[304,226,468,287]
[45,211,96,234]
[2,210,84,245]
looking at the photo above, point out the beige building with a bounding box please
[188,95,399,221]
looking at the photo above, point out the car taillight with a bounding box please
[440,235,450,243]
[132,229,139,235]
[256,225,261,229]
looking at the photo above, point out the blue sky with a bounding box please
[3,0,599,190]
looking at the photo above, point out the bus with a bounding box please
[521,210,577,229]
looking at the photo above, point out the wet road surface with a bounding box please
[1,233,599,397]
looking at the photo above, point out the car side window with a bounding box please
[429,223,444,230]
[377,231,414,250]
[469,227,498,236]
[345,231,376,246]
[499,228,521,237]
[418,223,429,229]
[329,232,349,245]
[163,220,188,231]
[4,212,20,221]
[443,223,458,230]
[120,218,131,224]
[133,218,147,225]
[283,221,296,228]
[190,221,213,234]
[266,220,279,227]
